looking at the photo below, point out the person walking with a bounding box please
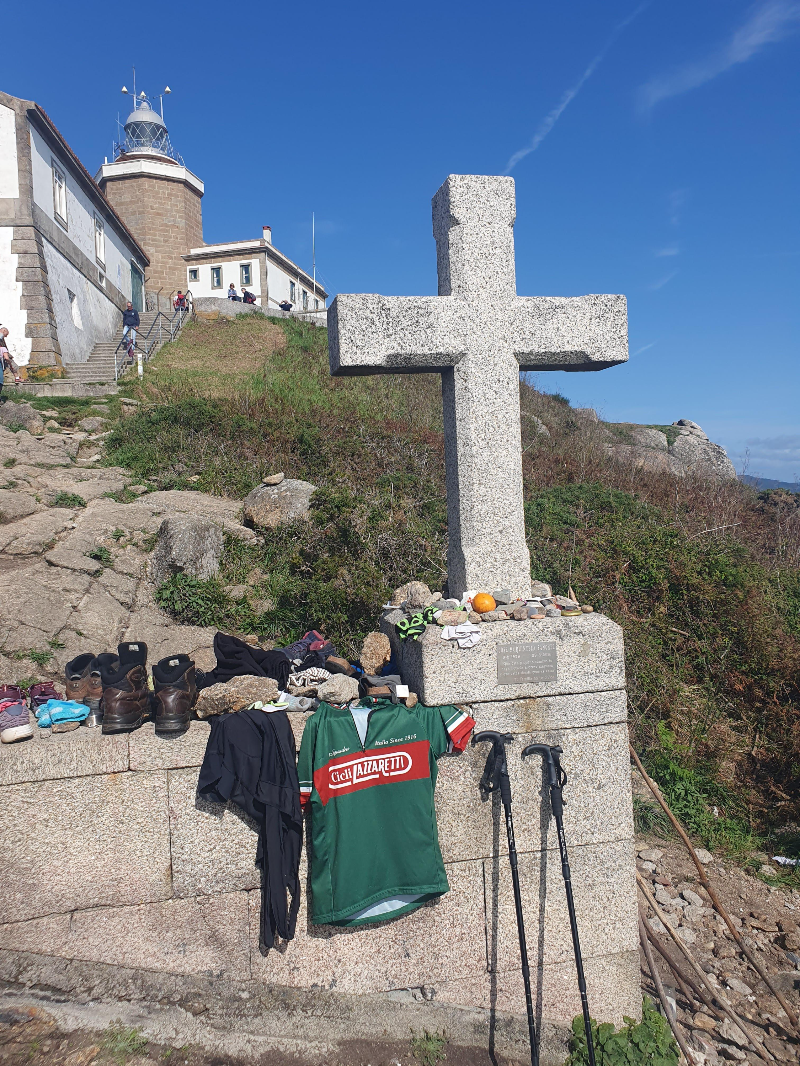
[122,302,139,349]
[0,326,21,402]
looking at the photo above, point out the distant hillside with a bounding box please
[741,474,799,493]
[103,313,800,864]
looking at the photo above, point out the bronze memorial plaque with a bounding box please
[496,641,558,685]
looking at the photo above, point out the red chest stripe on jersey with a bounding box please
[314,740,431,805]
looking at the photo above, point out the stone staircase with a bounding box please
[63,310,186,385]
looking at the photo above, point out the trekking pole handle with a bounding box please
[472,731,514,807]
[521,743,564,788]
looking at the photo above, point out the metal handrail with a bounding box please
[114,300,193,380]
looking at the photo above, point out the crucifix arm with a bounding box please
[512,294,628,372]
[329,295,464,375]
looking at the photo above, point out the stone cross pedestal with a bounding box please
[328,174,628,598]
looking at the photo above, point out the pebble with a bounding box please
[692,1012,717,1033]
[638,860,657,874]
[695,847,714,864]
[581,604,594,613]
[682,888,705,908]
[492,589,513,605]
[554,595,579,608]
[527,608,546,619]
[467,612,481,624]
[677,926,697,944]
[128,484,149,495]
[544,606,560,617]
[512,607,528,620]
[437,609,468,625]
[638,848,663,862]
[483,609,509,621]
[262,472,285,485]
[530,581,552,598]
[726,977,753,997]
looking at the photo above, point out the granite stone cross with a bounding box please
[328,175,628,598]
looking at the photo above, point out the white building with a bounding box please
[183,225,327,312]
[0,90,149,369]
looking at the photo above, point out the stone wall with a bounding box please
[102,173,203,300]
[0,624,638,1063]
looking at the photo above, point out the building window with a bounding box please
[67,290,83,330]
[94,215,105,268]
[98,271,105,287]
[289,281,296,301]
[240,263,252,287]
[188,268,199,283]
[302,289,308,310]
[52,162,67,228]
[211,266,222,288]
[314,298,319,310]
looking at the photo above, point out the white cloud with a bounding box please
[655,246,680,256]
[648,269,679,290]
[503,2,650,173]
[639,1,800,111]
[631,341,657,356]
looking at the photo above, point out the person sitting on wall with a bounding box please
[122,302,139,349]
[242,289,256,305]
[174,291,187,310]
[227,283,241,302]
[279,299,292,312]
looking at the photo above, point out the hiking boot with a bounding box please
[65,653,104,727]
[29,681,63,713]
[152,655,197,736]
[100,643,149,734]
[0,699,33,743]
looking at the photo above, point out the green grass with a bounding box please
[100,1022,148,1065]
[87,546,113,566]
[566,999,678,1066]
[52,491,87,508]
[410,1029,447,1066]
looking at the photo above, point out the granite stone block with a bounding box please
[129,721,210,771]
[167,767,261,898]
[432,949,641,1027]
[0,771,172,922]
[250,857,487,993]
[0,727,128,786]
[467,690,628,733]
[390,613,625,704]
[0,891,250,979]
[435,722,634,861]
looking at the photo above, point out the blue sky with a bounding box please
[5,0,798,479]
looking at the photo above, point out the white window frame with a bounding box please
[211,266,223,289]
[240,263,252,287]
[289,281,296,301]
[188,268,199,282]
[94,214,106,268]
[302,289,308,310]
[52,162,67,228]
[314,298,319,310]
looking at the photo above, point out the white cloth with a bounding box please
[440,622,482,648]
[289,667,331,688]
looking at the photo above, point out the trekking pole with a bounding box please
[521,744,596,1066]
[472,731,539,1066]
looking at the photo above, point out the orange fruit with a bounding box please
[472,593,496,614]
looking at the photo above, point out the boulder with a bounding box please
[0,402,44,435]
[195,675,280,718]
[76,416,109,433]
[242,478,316,529]
[670,429,737,481]
[631,427,668,451]
[148,514,224,584]
[359,632,391,675]
[0,489,39,523]
[317,674,360,704]
[528,415,551,437]
[391,581,433,609]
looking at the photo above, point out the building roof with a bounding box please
[13,96,151,266]
[183,238,328,298]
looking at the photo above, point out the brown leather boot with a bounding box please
[65,653,104,727]
[152,655,197,736]
[100,643,149,734]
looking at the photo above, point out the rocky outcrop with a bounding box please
[0,401,44,435]
[148,514,225,584]
[243,478,316,529]
[607,419,737,482]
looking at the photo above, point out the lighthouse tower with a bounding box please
[96,91,204,309]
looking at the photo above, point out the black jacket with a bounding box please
[122,308,140,328]
[198,632,290,691]
[198,708,302,949]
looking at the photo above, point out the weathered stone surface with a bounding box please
[0,727,128,786]
[148,513,224,584]
[0,771,172,922]
[0,508,74,555]
[436,722,634,861]
[61,586,129,647]
[128,722,210,771]
[328,175,627,599]
[167,767,261,897]
[670,428,737,481]
[44,548,102,574]
[0,402,44,434]
[0,427,74,466]
[631,426,668,450]
[0,561,90,650]
[360,632,392,675]
[76,416,109,433]
[316,674,360,704]
[0,489,40,523]
[195,676,280,718]
[96,568,138,608]
[242,478,316,529]
[262,472,285,485]
[0,892,250,979]
[391,580,433,608]
[389,613,624,705]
